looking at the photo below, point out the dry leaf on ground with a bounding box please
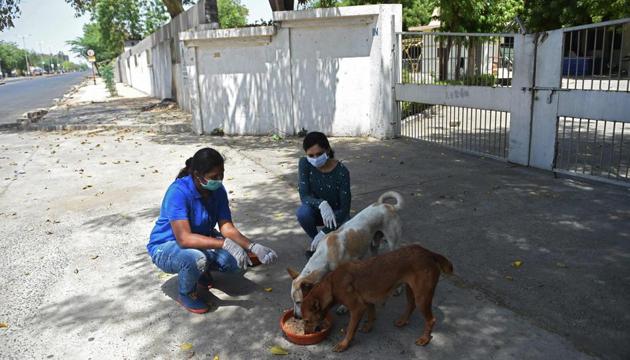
[270,345,288,355]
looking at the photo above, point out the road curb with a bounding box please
[22,122,193,134]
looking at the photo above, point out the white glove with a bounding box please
[318,201,337,229]
[249,243,278,264]
[310,231,327,252]
[222,238,250,269]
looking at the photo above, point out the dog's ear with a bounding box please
[300,281,314,297]
[287,267,300,280]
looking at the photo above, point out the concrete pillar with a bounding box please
[529,30,563,170]
[508,34,536,166]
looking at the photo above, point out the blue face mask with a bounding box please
[198,176,222,191]
[307,153,328,168]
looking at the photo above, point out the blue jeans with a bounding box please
[150,240,239,295]
[296,204,325,239]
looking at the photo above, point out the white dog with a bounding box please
[288,191,404,318]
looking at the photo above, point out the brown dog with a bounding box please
[301,244,453,352]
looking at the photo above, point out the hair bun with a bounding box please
[185,157,193,168]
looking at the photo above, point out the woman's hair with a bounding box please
[302,131,335,158]
[177,147,225,179]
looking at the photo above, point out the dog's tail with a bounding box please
[377,191,404,211]
[430,252,453,275]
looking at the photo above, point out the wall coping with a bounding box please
[179,26,276,47]
[273,5,382,28]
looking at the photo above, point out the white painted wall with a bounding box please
[179,5,402,138]
[114,0,207,100]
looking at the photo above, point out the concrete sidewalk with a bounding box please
[17,78,191,133]
[0,83,628,359]
[2,126,627,359]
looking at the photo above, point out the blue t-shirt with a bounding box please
[147,175,232,256]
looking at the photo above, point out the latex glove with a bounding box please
[318,201,337,229]
[222,238,250,269]
[310,231,327,252]
[249,243,278,264]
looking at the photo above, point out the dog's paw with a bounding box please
[394,318,409,327]
[333,342,349,352]
[335,305,348,315]
[415,335,432,346]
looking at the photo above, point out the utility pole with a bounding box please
[20,35,31,76]
[49,47,54,74]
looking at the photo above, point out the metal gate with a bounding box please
[395,18,630,185]
[395,31,519,161]
[549,20,630,185]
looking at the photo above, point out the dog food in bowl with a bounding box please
[284,317,306,335]
[280,309,333,345]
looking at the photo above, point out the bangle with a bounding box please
[248,242,256,251]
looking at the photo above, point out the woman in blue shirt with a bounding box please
[296,132,351,257]
[148,147,278,314]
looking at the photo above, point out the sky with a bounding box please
[0,0,274,64]
[0,0,90,63]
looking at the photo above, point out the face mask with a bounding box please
[307,153,328,168]
[198,177,222,191]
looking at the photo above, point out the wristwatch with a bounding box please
[247,242,256,252]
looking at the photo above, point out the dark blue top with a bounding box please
[298,157,351,228]
[147,175,232,256]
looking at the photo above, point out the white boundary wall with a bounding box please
[180,5,402,137]
[115,4,402,138]
[114,0,207,112]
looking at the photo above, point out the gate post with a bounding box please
[529,29,564,170]
[508,34,536,166]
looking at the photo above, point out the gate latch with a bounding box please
[521,86,570,104]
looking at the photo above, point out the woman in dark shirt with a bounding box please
[296,132,351,256]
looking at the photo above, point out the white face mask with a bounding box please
[307,153,328,168]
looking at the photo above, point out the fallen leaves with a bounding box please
[269,345,288,355]
[264,287,273,292]
[555,262,568,268]
[180,342,193,351]
[90,255,99,260]
[0,322,8,329]
[82,185,92,190]
[511,260,523,268]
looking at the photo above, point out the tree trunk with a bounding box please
[162,0,185,19]
[205,0,220,29]
[439,37,452,81]
[455,43,462,80]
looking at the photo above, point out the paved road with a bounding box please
[0,72,88,124]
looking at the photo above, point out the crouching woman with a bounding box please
[147,147,278,314]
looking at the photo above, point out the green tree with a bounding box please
[519,0,630,32]
[95,0,144,53]
[67,23,118,63]
[143,0,170,35]
[299,0,437,30]
[218,0,248,28]
[0,0,20,31]
[0,41,26,73]
[64,0,196,19]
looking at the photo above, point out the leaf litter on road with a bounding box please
[270,345,288,355]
